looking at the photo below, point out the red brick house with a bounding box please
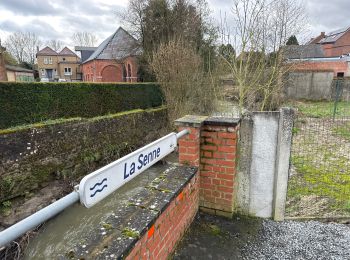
[81,27,141,82]
[308,26,350,57]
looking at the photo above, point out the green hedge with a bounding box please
[0,82,164,129]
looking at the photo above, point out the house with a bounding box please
[36,46,82,81]
[81,27,141,82]
[308,26,350,57]
[284,28,350,77]
[0,45,7,81]
[5,65,35,82]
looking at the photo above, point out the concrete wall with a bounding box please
[284,71,334,100]
[236,108,294,220]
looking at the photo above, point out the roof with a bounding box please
[36,46,57,56]
[84,27,141,63]
[283,44,325,59]
[319,27,350,44]
[5,65,35,73]
[75,46,97,51]
[58,47,78,57]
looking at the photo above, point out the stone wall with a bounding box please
[0,108,168,203]
[284,71,334,100]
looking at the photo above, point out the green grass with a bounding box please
[333,122,350,141]
[288,152,350,212]
[287,100,349,118]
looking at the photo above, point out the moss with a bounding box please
[102,223,113,231]
[121,228,139,239]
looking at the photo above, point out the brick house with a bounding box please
[283,44,350,77]
[37,46,81,81]
[309,27,350,57]
[81,27,141,82]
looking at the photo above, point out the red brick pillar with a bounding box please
[199,118,239,218]
[175,116,240,218]
[175,115,207,167]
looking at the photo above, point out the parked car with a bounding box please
[58,79,67,82]
[40,77,49,82]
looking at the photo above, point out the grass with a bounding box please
[333,122,350,141]
[0,106,167,135]
[288,154,350,211]
[287,100,349,118]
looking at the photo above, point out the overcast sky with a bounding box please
[0,0,349,49]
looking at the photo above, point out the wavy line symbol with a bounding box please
[89,178,108,198]
[90,178,107,190]
[90,185,108,198]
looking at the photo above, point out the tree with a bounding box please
[72,32,97,47]
[286,35,299,45]
[46,39,63,52]
[4,32,42,66]
[0,43,8,81]
[150,39,217,122]
[218,44,235,63]
[220,0,307,112]
[119,0,218,76]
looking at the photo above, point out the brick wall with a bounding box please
[82,57,138,82]
[292,61,349,77]
[175,116,240,218]
[126,173,199,259]
[199,124,238,217]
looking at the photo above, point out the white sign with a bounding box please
[79,133,178,208]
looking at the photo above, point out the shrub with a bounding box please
[0,82,163,129]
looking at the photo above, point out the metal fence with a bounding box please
[286,85,350,218]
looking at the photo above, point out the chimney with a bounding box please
[37,46,39,53]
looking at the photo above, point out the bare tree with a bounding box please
[46,39,63,52]
[72,32,97,47]
[4,32,42,65]
[220,0,307,112]
[150,39,218,122]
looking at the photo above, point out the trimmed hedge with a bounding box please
[0,82,164,129]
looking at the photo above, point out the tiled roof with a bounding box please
[319,27,350,44]
[84,27,141,63]
[36,46,57,56]
[58,47,78,57]
[283,44,325,59]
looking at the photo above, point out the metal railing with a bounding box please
[0,130,189,248]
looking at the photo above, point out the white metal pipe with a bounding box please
[0,191,79,248]
[176,129,190,139]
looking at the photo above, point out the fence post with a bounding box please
[273,107,295,221]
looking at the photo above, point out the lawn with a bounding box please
[286,100,350,217]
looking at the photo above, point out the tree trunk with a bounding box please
[0,49,8,81]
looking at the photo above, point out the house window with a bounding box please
[41,69,45,76]
[43,57,53,65]
[63,58,66,61]
[64,67,72,75]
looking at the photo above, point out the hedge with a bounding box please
[0,82,164,129]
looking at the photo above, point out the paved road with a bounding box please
[173,213,350,260]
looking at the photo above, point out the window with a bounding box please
[41,69,45,76]
[62,58,66,61]
[43,57,53,65]
[64,67,72,75]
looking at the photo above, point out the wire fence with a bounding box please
[286,85,350,218]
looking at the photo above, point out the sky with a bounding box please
[0,0,349,49]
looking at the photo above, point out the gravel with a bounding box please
[244,220,350,260]
[173,213,350,260]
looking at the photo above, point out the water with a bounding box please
[24,153,178,259]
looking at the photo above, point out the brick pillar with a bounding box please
[199,117,240,218]
[175,116,240,218]
[175,115,207,167]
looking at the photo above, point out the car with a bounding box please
[58,79,67,82]
[40,77,49,82]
